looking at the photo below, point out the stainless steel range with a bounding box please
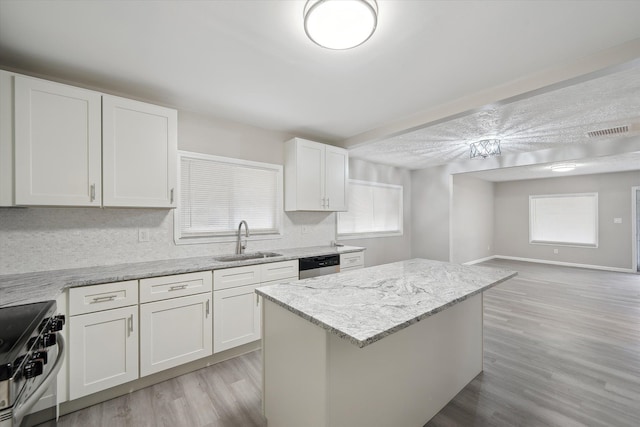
[0,301,65,427]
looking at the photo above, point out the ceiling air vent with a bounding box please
[587,125,629,138]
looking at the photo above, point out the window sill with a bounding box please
[337,231,403,240]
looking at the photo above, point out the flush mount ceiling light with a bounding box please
[303,0,378,50]
[469,139,501,159]
[550,163,577,172]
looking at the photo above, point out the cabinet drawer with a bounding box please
[340,251,364,269]
[213,264,261,291]
[261,260,298,282]
[140,271,212,303]
[69,280,138,315]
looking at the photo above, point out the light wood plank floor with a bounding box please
[40,260,639,427]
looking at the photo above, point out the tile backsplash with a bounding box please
[0,207,335,275]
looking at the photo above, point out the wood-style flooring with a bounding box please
[40,260,639,427]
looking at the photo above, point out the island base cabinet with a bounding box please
[213,284,261,353]
[140,293,212,377]
[68,306,138,400]
[262,294,483,427]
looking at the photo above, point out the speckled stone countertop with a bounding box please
[256,258,516,348]
[0,245,364,308]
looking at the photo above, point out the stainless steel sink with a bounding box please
[215,252,283,262]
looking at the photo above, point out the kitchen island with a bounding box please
[256,258,516,427]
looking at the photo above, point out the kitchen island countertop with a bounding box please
[0,245,364,308]
[257,258,516,348]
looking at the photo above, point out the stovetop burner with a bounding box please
[0,301,55,367]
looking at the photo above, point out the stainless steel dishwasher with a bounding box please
[298,255,340,279]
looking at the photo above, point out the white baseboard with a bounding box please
[492,255,636,273]
[463,256,496,265]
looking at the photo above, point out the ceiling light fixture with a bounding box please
[303,0,378,50]
[550,163,576,172]
[469,139,501,159]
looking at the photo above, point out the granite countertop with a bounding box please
[256,258,517,348]
[0,245,364,308]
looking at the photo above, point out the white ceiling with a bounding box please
[349,64,640,169]
[1,0,640,178]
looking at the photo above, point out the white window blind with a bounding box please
[337,180,403,239]
[529,193,598,247]
[176,151,282,243]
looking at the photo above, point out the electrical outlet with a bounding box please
[138,228,150,242]
[301,226,309,235]
[614,218,622,224]
[553,248,559,254]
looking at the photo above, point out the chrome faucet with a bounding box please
[236,220,250,254]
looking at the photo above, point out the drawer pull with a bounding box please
[169,284,188,291]
[206,299,210,317]
[91,295,117,303]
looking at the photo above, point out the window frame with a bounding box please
[337,179,404,240]
[174,151,283,245]
[529,192,599,248]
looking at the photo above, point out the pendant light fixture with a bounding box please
[303,0,378,50]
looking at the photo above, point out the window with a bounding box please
[529,193,598,247]
[337,180,403,239]
[175,151,283,244]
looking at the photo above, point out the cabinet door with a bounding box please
[295,139,325,210]
[213,284,261,353]
[324,145,348,211]
[140,293,212,376]
[69,306,138,399]
[14,76,102,206]
[102,95,177,208]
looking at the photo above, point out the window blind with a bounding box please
[177,152,282,242]
[337,180,403,238]
[529,193,598,247]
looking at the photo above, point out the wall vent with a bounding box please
[587,125,629,138]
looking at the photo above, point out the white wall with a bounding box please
[344,158,412,267]
[494,170,640,270]
[0,108,337,275]
[411,165,452,262]
[451,175,494,264]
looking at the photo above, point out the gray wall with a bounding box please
[0,104,412,274]
[0,109,337,275]
[411,165,452,262]
[451,175,494,264]
[345,158,412,267]
[494,170,640,270]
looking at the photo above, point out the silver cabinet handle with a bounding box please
[169,284,188,291]
[90,184,96,202]
[128,315,133,336]
[206,299,210,317]
[256,294,260,306]
[327,197,330,208]
[170,188,174,204]
[92,294,117,303]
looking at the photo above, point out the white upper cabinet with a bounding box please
[0,70,177,208]
[102,95,177,208]
[284,138,348,211]
[14,75,102,206]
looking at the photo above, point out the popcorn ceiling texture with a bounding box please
[0,207,336,275]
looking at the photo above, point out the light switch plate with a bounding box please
[613,218,622,224]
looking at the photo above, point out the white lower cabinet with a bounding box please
[213,284,261,353]
[340,251,365,272]
[140,293,212,376]
[139,272,212,376]
[213,260,298,353]
[68,305,138,400]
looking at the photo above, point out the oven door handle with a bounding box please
[13,332,65,427]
